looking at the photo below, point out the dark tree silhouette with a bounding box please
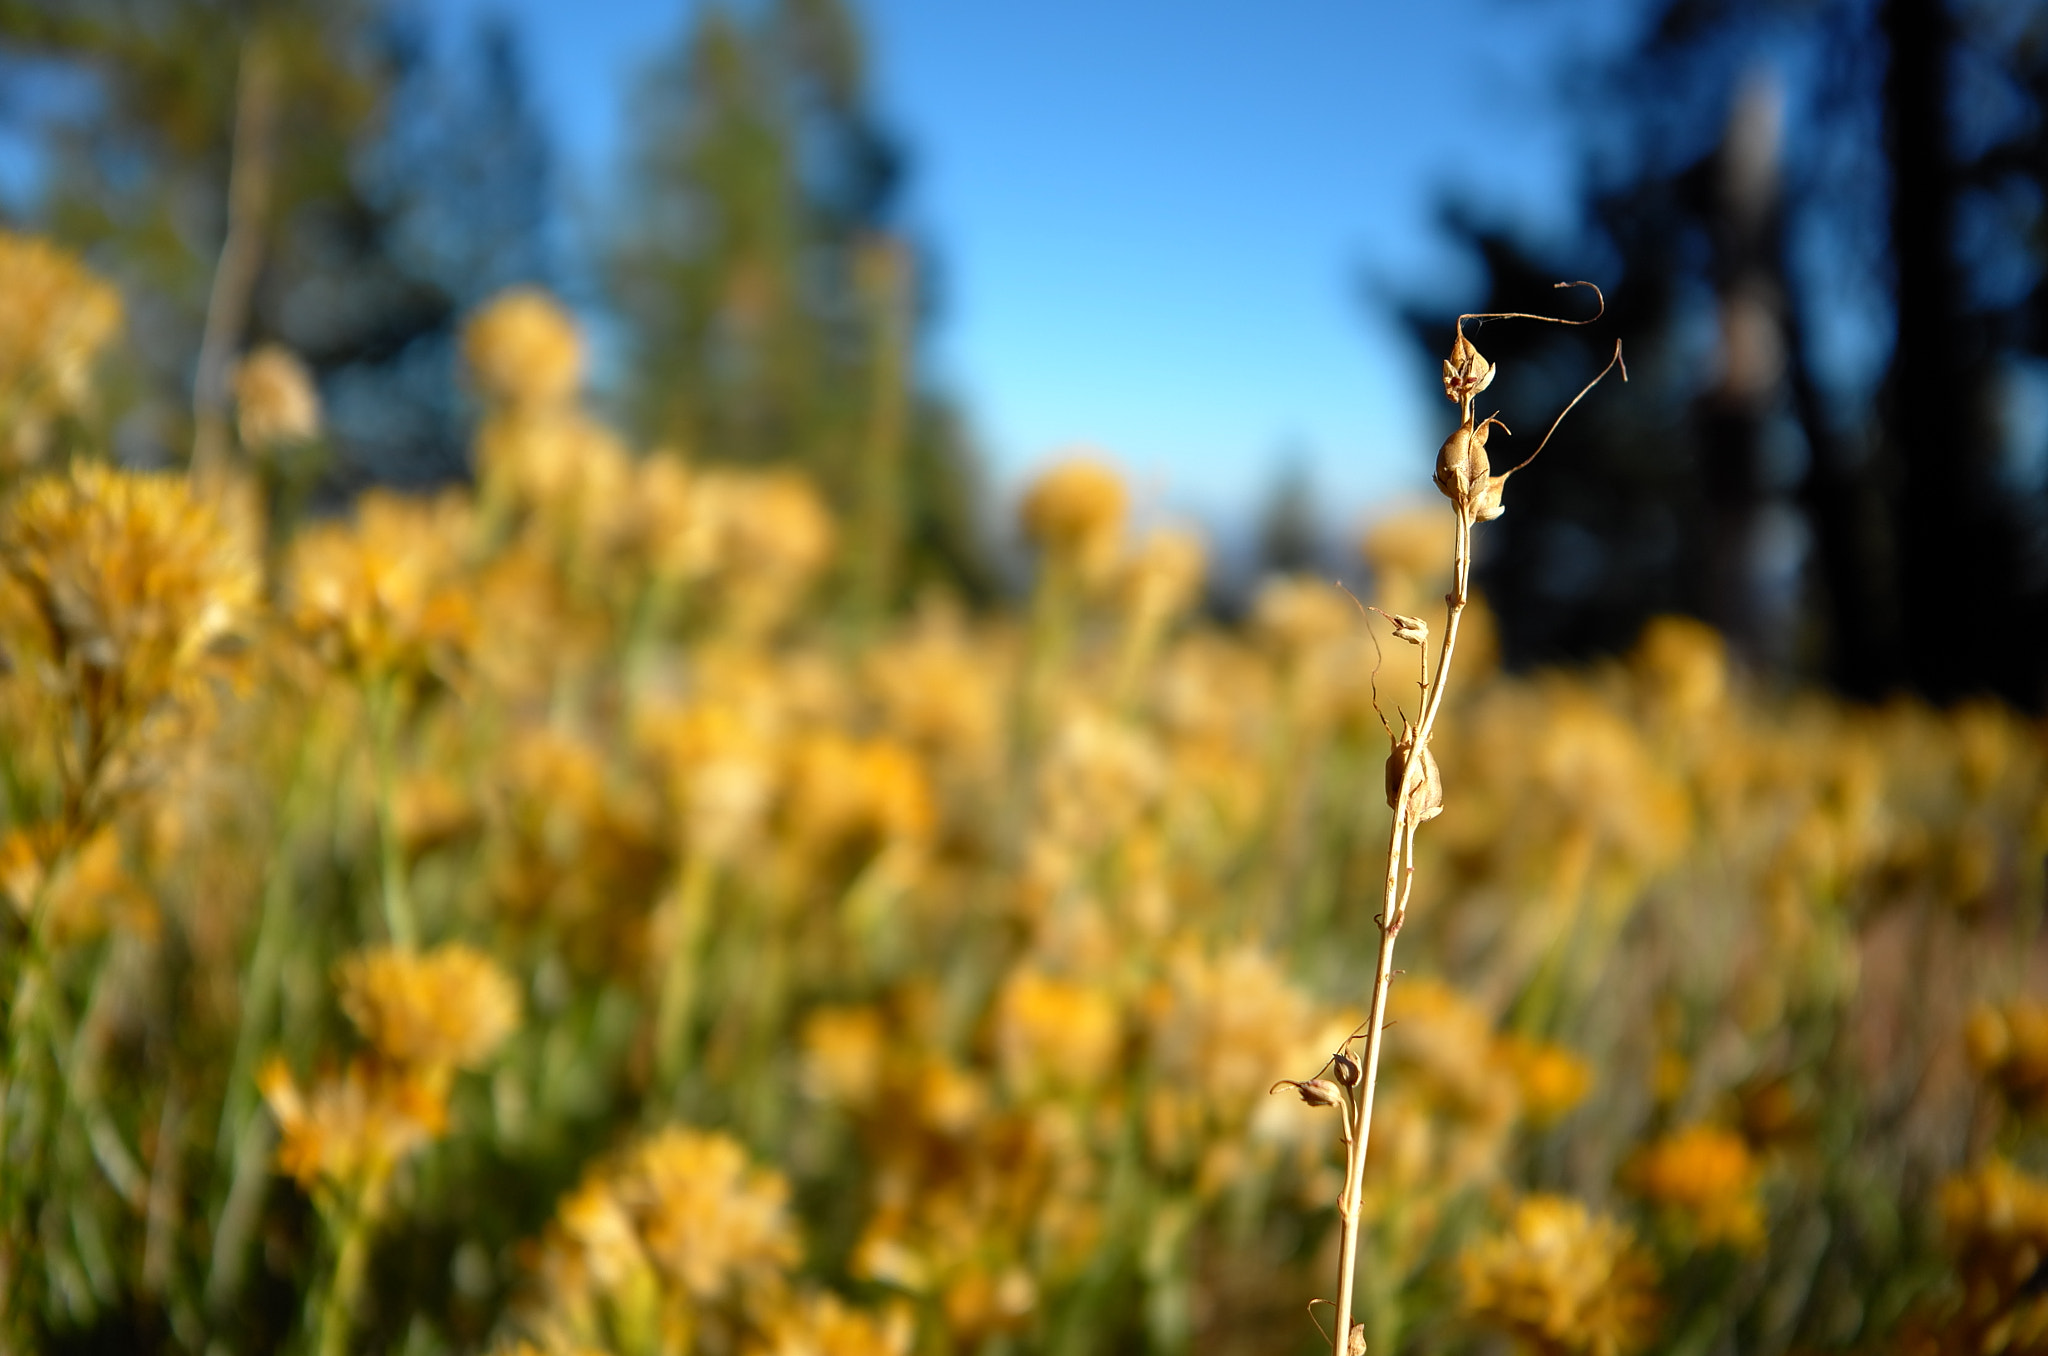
[1402,0,2048,707]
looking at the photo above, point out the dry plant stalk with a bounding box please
[1277,283,1624,1356]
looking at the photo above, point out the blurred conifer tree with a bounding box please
[609,0,991,608]
[0,0,558,488]
[1256,453,1324,576]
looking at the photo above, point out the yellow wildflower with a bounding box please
[475,409,631,521]
[393,770,481,859]
[231,344,322,449]
[800,1005,887,1108]
[1146,943,1322,1150]
[1623,1124,1764,1250]
[287,489,475,682]
[463,287,585,410]
[941,1265,1038,1341]
[550,1175,652,1295]
[687,469,838,632]
[1036,703,1163,849]
[637,700,780,862]
[746,1290,913,1356]
[1250,574,1355,660]
[611,1127,801,1300]
[1019,455,1127,579]
[1392,979,1516,1126]
[1,463,256,789]
[336,943,521,1072]
[1943,1158,2048,1297]
[1357,503,1449,612]
[1965,1001,2048,1118]
[0,231,122,465]
[0,823,155,947]
[1119,527,1207,623]
[1495,1034,1594,1128]
[863,608,1007,773]
[520,1128,799,1352]
[910,1058,988,1137]
[1631,615,1728,722]
[782,732,934,859]
[1460,1195,1661,1356]
[258,1056,447,1193]
[993,969,1122,1096]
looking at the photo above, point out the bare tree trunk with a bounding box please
[1698,72,1793,670]
[190,37,279,488]
[1878,0,2040,703]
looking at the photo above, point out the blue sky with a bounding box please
[444,0,1643,535]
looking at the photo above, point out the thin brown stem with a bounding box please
[1331,901,1403,1356]
[1497,339,1628,480]
[1328,501,1479,1356]
[1455,280,1607,348]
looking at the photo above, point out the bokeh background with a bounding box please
[0,2,2045,1355]
[11,0,2048,699]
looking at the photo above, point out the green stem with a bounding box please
[0,839,78,1325]
[847,238,911,640]
[653,855,716,1104]
[314,1176,385,1356]
[206,735,316,1312]
[367,678,416,950]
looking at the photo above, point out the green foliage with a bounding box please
[609,0,990,609]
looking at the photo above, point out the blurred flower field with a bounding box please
[0,231,2045,1356]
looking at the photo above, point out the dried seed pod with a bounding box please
[1442,333,1495,406]
[1433,416,1508,518]
[1383,612,1428,646]
[1271,1077,1346,1109]
[1474,473,1510,522]
[1348,1322,1368,1356]
[1384,722,1445,823]
[1331,1050,1361,1087]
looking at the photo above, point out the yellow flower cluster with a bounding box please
[0,230,121,466]
[5,261,2043,1356]
[1967,1001,2048,1119]
[1934,1158,2048,1353]
[519,1126,843,1354]
[0,462,257,827]
[3,463,254,703]
[800,999,1102,1343]
[231,344,323,450]
[746,1290,913,1356]
[1623,1124,1765,1250]
[1019,454,1127,581]
[1459,1195,1661,1356]
[260,945,517,1200]
[337,943,522,1073]
[0,823,154,946]
[258,1057,447,1194]
[288,489,475,685]
[464,286,587,410]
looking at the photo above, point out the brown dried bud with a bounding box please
[1384,722,1445,823]
[1433,416,1507,518]
[1434,423,1486,506]
[1270,1077,1346,1109]
[1348,1322,1368,1356]
[1442,333,1495,406]
[1383,612,1428,646]
[1331,1050,1361,1087]
[1474,473,1510,522]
